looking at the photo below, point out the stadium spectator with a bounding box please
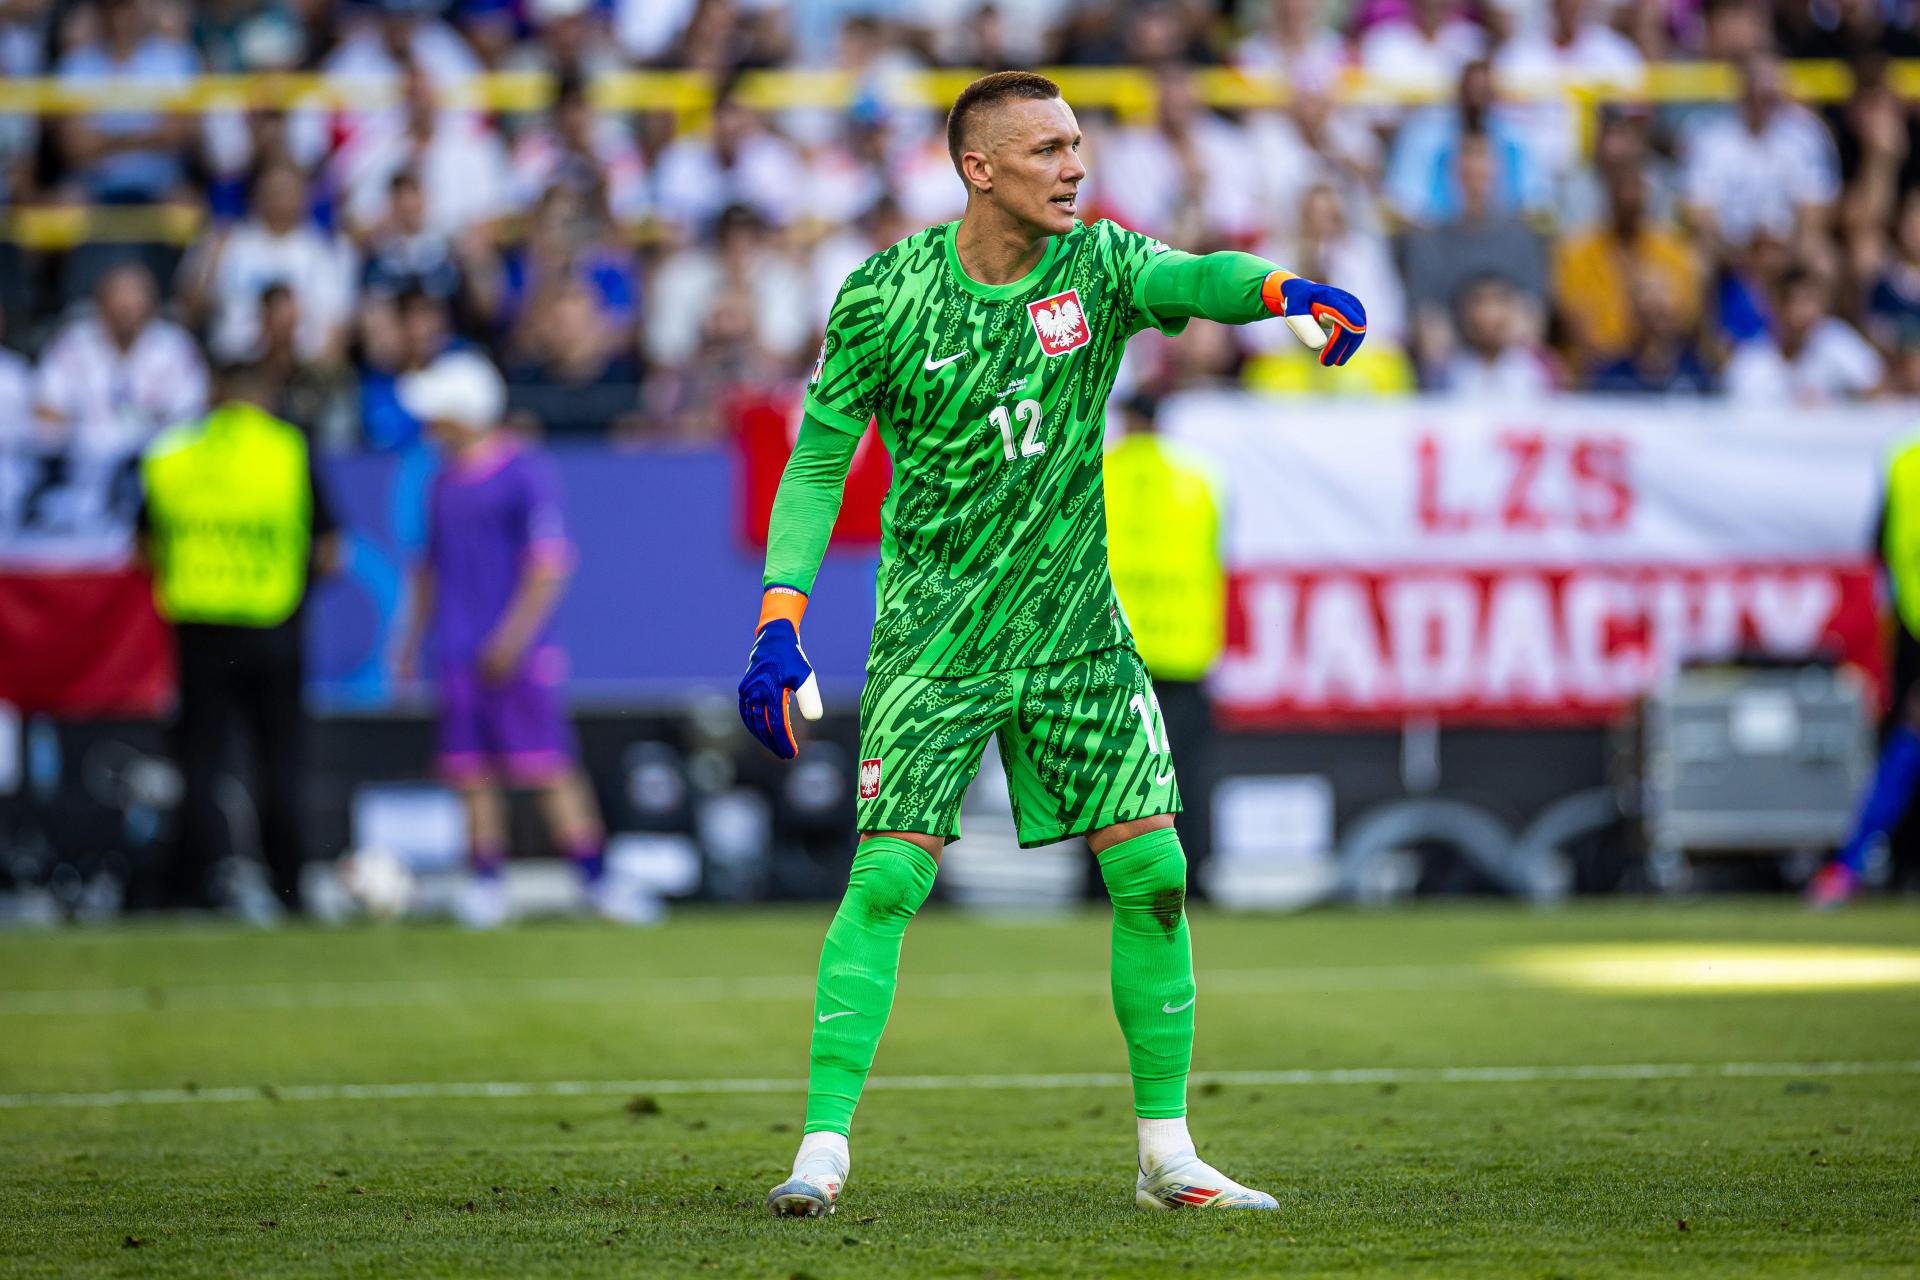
[646,203,808,376]
[614,0,698,64]
[1586,265,1716,393]
[54,0,200,204]
[34,261,208,451]
[1252,183,1406,352]
[809,195,911,325]
[1402,131,1549,315]
[321,0,481,86]
[358,286,458,452]
[1867,192,1920,360]
[1243,79,1386,241]
[335,63,511,240]
[1680,53,1841,259]
[1431,274,1557,398]
[1385,58,1553,226]
[1773,0,1920,60]
[359,169,468,306]
[1724,265,1884,403]
[0,298,29,436]
[504,0,625,79]
[651,91,806,238]
[1495,0,1645,87]
[0,0,47,203]
[254,283,359,450]
[472,182,638,359]
[1832,66,1917,278]
[507,75,650,224]
[1553,156,1701,372]
[1231,0,1346,84]
[1357,0,1486,91]
[1698,0,1773,60]
[1095,67,1259,247]
[505,279,643,439]
[178,162,357,365]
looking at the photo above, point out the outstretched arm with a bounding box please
[740,414,861,758]
[1137,250,1368,366]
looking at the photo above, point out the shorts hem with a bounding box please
[1014,802,1181,850]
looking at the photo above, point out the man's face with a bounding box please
[966,97,1086,237]
[98,269,154,345]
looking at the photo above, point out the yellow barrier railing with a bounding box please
[0,59,1901,126]
[1,60,1895,249]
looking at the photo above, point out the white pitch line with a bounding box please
[0,964,1499,1016]
[1,1060,1914,1111]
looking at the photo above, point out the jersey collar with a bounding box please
[942,220,1070,301]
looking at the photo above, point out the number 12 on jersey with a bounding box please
[989,399,1045,462]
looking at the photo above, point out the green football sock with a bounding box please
[804,836,939,1136]
[1099,827,1195,1120]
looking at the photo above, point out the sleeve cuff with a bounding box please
[800,396,871,436]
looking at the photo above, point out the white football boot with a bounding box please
[1132,1117,1279,1210]
[1135,1153,1279,1211]
[767,1133,848,1217]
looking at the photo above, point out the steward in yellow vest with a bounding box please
[137,364,340,915]
[1103,393,1228,878]
[1104,403,1227,683]
[141,400,314,627]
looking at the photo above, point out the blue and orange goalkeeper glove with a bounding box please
[739,586,824,759]
[1262,272,1368,367]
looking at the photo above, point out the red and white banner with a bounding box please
[1162,395,1914,728]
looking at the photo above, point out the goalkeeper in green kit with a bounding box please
[738,71,1366,1216]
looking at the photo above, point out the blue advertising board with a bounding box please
[307,445,880,709]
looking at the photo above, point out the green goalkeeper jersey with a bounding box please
[804,218,1186,679]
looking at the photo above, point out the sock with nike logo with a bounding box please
[1099,827,1195,1120]
[803,836,939,1136]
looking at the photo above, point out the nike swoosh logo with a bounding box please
[1162,996,1195,1014]
[1155,768,1176,786]
[923,351,967,372]
[817,1010,858,1023]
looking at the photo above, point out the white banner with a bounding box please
[1162,395,1916,725]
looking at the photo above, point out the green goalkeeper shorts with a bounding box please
[854,645,1181,848]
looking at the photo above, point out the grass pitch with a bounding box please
[1,901,1917,1277]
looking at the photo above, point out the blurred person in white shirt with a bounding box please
[335,63,511,241]
[1495,0,1644,85]
[1725,265,1884,404]
[54,0,199,203]
[179,162,358,366]
[645,203,809,373]
[1232,0,1347,84]
[1357,0,1486,92]
[809,196,911,327]
[1434,274,1557,398]
[1680,53,1841,258]
[1243,77,1385,240]
[1094,67,1260,246]
[35,262,208,452]
[322,0,481,86]
[651,93,807,239]
[508,75,651,225]
[1495,0,1644,183]
[1250,183,1406,353]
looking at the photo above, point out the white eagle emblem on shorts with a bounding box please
[858,758,882,801]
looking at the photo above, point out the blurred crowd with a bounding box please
[0,0,1917,455]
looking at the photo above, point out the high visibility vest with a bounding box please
[141,403,311,627]
[1103,434,1226,682]
[1884,433,1920,641]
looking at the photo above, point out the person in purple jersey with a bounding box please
[395,350,657,927]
